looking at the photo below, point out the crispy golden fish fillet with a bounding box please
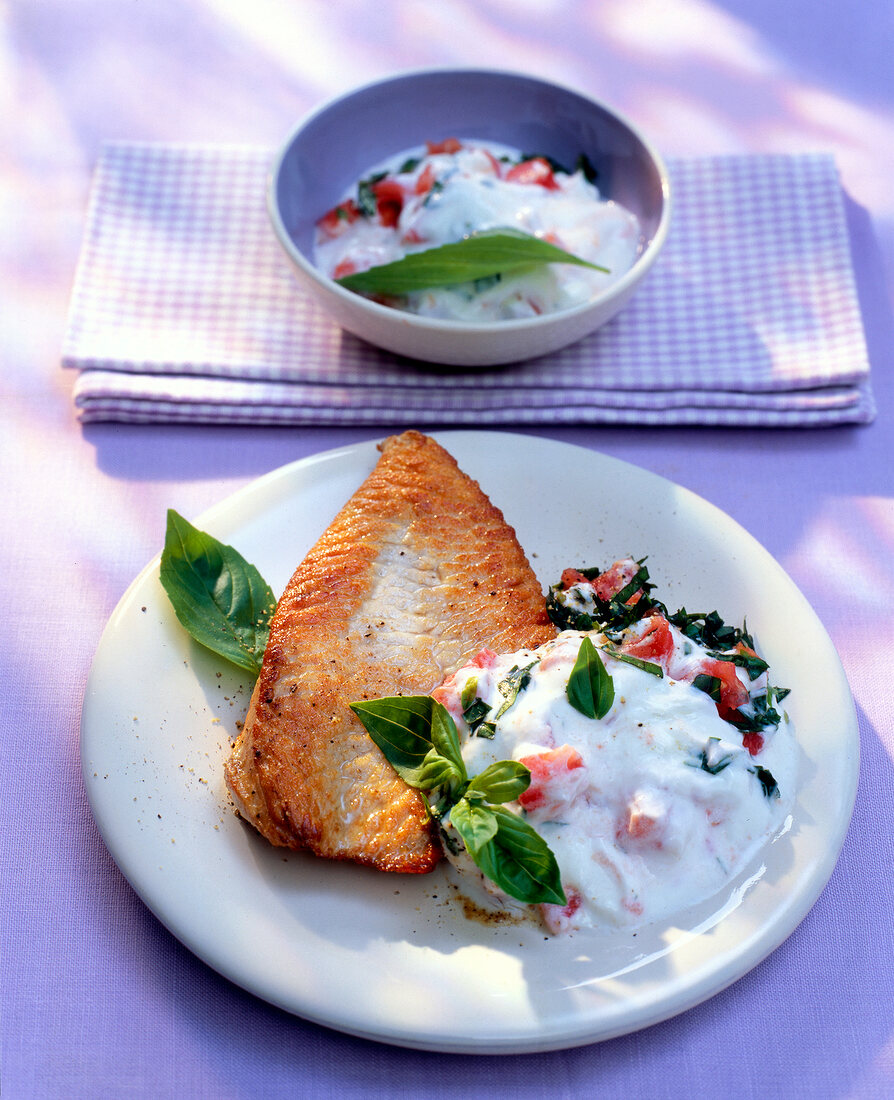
[224,430,556,872]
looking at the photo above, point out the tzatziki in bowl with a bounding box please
[269,69,670,366]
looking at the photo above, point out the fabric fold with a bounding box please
[63,143,875,427]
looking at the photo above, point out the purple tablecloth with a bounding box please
[3,3,893,1097]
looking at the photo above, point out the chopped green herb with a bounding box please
[463,697,493,731]
[356,171,388,217]
[575,153,599,183]
[750,765,780,799]
[601,645,664,678]
[689,736,735,775]
[692,673,723,703]
[493,661,537,721]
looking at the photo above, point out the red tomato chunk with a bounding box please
[372,178,405,227]
[621,613,675,665]
[426,137,463,155]
[518,745,584,812]
[505,157,561,190]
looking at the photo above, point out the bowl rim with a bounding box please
[267,65,672,335]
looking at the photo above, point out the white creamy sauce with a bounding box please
[314,139,641,321]
[433,625,795,935]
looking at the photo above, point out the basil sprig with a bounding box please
[335,228,608,296]
[349,695,566,906]
[160,509,275,675]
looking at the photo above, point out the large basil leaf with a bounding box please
[159,509,275,676]
[349,695,466,789]
[336,228,608,295]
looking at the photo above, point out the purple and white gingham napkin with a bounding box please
[62,143,875,426]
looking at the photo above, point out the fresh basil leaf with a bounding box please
[349,695,435,779]
[416,747,465,792]
[159,509,275,676]
[350,695,468,793]
[449,798,499,854]
[462,805,566,906]
[430,700,467,776]
[493,661,537,721]
[335,228,609,295]
[466,760,531,805]
[566,636,614,719]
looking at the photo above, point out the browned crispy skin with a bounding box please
[224,431,556,872]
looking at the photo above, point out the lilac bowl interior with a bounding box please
[273,69,667,267]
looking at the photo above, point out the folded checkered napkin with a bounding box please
[63,143,875,426]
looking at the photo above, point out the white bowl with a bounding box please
[269,68,671,367]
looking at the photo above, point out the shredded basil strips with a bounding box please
[549,560,789,733]
[335,227,608,296]
[349,695,566,906]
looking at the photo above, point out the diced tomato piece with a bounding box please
[371,178,404,227]
[332,259,356,279]
[316,199,361,239]
[541,887,582,934]
[426,137,463,155]
[482,149,503,177]
[430,683,453,707]
[591,558,641,603]
[518,745,584,812]
[621,613,674,666]
[742,731,765,756]
[617,790,665,848]
[626,808,658,840]
[414,163,436,195]
[560,568,591,590]
[694,657,750,721]
[505,157,561,190]
[401,228,426,245]
[470,648,498,670]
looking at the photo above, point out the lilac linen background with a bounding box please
[62,143,875,426]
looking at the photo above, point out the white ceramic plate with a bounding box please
[81,432,858,1053]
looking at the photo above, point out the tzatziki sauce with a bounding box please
[313,138,641,321]
[432,614,795,935]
